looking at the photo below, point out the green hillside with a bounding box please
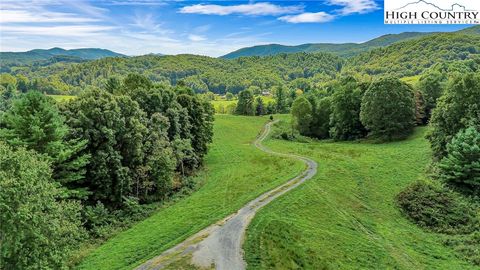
[221,25,479,59]
[244,125,477,270]
[0,47,125,72]
[456,25,480,35]
[75,115,304,269]
[11,52,343,95]
[3,29,479,96]
[344,33,480,77]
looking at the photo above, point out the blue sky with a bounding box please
[0,0,472,56]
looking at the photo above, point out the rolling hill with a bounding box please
[0,48,125,72]
[344,33,480,77]
[221,25,480,59]
[4,29,479,95]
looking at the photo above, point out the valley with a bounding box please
[1,13,479,270]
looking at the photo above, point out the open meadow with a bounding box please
[244,124,476,270]
[76,115,304,269]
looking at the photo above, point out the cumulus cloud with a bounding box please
[179,2,303,16]
[279,12,335,23]
[327,0,379,15]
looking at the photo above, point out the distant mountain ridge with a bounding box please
[0,48,125,72]
[221,25,480,59]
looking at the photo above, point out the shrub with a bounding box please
[397,181,478,234]
[444,231,480,266]
[271,120,309,142]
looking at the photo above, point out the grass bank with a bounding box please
[77,115,304,270]
[244,127,476,269]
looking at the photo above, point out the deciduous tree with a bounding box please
[360,77,415,140]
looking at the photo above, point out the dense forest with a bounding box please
[2,53,342,95]
[344,34,480,77]
[1,31,478,98]
[222,25,480,59]
[0,48,125,72]
[0,74,214,268]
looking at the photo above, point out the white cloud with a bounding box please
[188,34,206,42]
[279,12,335,23]
[103,0,168,6]
[179,2,303,16]
[0,9,99,23]
[327,0,379,15]
[0,25,116,37]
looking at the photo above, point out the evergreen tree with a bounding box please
[0,92,89,197]
[275,86,288,114]
[235,89,255,116]
[255,97,265,116]
[438,127,480,194]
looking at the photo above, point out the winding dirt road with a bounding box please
[136,120,318,270]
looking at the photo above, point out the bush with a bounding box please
[444,231,480,266]
[438,127,480,194]
[271,120,309,142]
[397,182,478,234]
[360,77,416,141]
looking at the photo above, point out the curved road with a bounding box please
[136,120,318,270]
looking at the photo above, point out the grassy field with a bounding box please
[76,115,304,270]
[47,94,76,102]
[211,96,274,113]
[244,125,476,269]
[400,75,421,86]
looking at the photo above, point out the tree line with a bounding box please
[285,70,480,264]
[0,74,214,269]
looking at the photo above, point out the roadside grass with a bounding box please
[76,115,304,270]
[244,126,477,269]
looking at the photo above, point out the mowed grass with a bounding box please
[77,115,304,270]
[244,127,477,269]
